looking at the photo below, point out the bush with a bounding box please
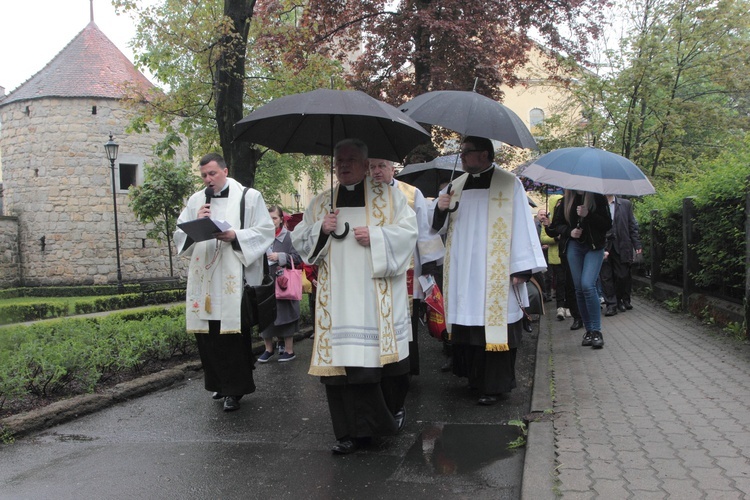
[0,306,192,413]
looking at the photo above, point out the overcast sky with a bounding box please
[0,0,139,93]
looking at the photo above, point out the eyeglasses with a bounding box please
[460,149,483,157]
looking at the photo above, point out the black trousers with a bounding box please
[600,249,632,305]
[195,320,256,397]
[409,298,421,375]
[322,358,410,440]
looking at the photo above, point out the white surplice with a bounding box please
[432,166,546,348]
[174,178,275,333]
[291,177,418,376]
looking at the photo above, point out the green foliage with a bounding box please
[0,285,141,300]
[576,0,750,179]
[634,133,750,295]
[0,307,191,412]
[507,419,528,449]
[663,297,682,312]
[0,290,185,326]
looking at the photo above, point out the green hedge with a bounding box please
[0,290,185,325]
[0,285,142,300]
[0,306,191,411]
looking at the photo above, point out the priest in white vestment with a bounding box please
[174,153,274,412]
[431,137,546,406]
[292,139,418,455]
[369,158,445,375]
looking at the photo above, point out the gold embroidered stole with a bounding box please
[308,178,399,376]
[443,167,515,351]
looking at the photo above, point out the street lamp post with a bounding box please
[294,191,301,212]
[104,133,124,293]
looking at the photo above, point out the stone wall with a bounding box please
[0,216,20,287]
[0,97,190,286]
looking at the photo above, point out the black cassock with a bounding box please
[316,181,410,440]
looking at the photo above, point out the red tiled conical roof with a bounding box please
[0,21,154,106]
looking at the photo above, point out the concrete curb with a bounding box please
[521,318,557,500]
[0,328,313,439]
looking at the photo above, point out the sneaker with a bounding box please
[257,350,274,363]
[564,309,571,318]
[556,307,565,321]
[591,331,604,349]
[581,331,593,346]
[278,352,296,362]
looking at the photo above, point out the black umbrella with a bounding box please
[395,155,463,199]
[234,89,430,237]
[398,90,538,150]
[399,89,537,212]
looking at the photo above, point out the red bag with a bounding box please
[424,283,447,340]
[275,259,303,301]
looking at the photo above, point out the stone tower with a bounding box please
[0,21,189,286]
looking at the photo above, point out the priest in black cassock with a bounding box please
[292,139,418,454]
[431,137,546,406]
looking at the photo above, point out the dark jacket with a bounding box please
[547,192,611,252]
[606,197,642,263]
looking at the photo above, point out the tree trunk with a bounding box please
[216,0,258,187]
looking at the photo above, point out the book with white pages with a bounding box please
[177,218,232,243]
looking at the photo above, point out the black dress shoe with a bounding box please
[623,300,633,310]
[617,301,627,312]
[331,437,359,455]
[604,305,618,316]
[212,392,224,400]
[570,318,583,330]
[477,394,498,406]
[223,396,241,411]
[394,407,406,432]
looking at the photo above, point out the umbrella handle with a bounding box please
[444,183,459,213]
[331,222,350,239]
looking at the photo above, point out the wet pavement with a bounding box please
[0,323,539,499]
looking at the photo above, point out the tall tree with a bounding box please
[128,159,200,276]
[577,0,750,179]
[273,0,610,104]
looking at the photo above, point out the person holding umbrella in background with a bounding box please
[292,139,417,455]
[549,189,612,348]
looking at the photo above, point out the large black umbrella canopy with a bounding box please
[398,90,538,151]
[234,89,430,162]
[395,154,463,199]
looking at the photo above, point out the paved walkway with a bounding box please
[524,295,750,498]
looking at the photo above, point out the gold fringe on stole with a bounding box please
[485,343,510,352]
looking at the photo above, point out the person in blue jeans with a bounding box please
[550,189,612,348]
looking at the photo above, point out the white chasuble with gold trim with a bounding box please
[440,166,546,351]
[291,177,418,376]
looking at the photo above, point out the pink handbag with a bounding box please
[275,259,303,301]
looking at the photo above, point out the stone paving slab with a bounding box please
[529,295,750,498]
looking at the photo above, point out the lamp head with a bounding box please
[104,133,119,162]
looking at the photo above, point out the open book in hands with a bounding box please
[177,218,232,243]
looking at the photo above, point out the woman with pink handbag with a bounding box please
[257,206,302,363]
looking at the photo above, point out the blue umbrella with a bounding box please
[519,147,656,196]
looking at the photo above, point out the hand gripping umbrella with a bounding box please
[518,147,656,197]
[399,87,537,212]
[234,88,431,238]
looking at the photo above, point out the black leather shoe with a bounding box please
[604,305,618,317]
[570,318,583,330]
[394,407,406,432]
[617,301,627,312]
[591,331,604,349]
[477,394,498,406]
[212,392,224,400]
[331,438,359,455]
[623,300,633,310]
[223,396,241,411]
[581,331,593,346]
